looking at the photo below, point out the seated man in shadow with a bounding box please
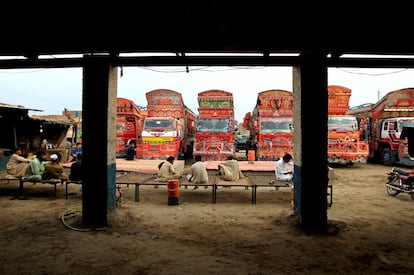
[69,153,83,181]
[125,141,136,161]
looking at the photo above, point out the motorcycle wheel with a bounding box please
[386,177,400,196]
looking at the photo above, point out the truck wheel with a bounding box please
[381,148,395,166]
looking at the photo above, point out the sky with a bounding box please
[1,66,414,122]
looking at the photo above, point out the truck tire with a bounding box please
[381,148,395,166]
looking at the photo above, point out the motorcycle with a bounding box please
[386,167,414,200]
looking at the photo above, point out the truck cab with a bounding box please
[376,117,414,165]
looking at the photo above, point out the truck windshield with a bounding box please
[143,119,175,130]
[328,116,357,132]
[197,118,230,133]
[260,118,293,133]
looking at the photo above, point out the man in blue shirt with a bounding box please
[70,142,82,162]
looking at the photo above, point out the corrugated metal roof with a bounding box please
[31,115,74,125]
[0,102,42,112]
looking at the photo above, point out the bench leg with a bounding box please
[66,182,68,200]
[135,184,140,202]
[19,178,24,197]
[10,179,30,200]
[252,185,257,204]
[212,185,217,204]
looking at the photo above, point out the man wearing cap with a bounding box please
[42,153,68,181]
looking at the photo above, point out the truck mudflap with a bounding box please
[193,141,234,161]
[327,140,369,163]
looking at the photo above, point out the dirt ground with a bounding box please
[1,162,414,275]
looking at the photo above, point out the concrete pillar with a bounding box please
[292,52,329,232]
[81,55,117,228]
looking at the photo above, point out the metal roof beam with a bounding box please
[2,56,414,69]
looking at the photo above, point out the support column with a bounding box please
[81,55,118,228]
[292,52,329,232]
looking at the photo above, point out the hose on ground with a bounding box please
[59,208,107,232]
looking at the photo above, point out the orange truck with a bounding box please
[243,89,293,161]
[348,87,414,166]
[136,89,196,160]
[327,85,369,165]
[193,90,235,160]
[116,97,147,158]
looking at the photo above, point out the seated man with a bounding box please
[155,156,181,182]
[218,155,244,181]
[69,142,82,162]
[187,155,208,184]
[23,151,48,181]
[6,147,31,178]
[69,153,82,181]
[275,153,294,181]
[125,141,136,161]
[42,154,69,181]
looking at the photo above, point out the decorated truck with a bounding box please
[348,87,414,166]
[243,89,293,161]
[136,89,196,160]
[327,85,369,165]
[193,90,235,160]
[116,97,147,158]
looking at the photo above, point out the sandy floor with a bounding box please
[0,162,414,274]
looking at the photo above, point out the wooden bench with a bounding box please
[116,173,217,203]
[0,175,21,196]
[247,174,292,204]
[214,176,254,204]
[247,173,333,207]
[179,175,217,203]
[0,174,21,182]
[14,177,64,199]
[65,180,82,199]
[114,171,332,206]
[116,173,163,202]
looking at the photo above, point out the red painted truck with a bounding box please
[116,97,147,158]
[348,87,414,166]
[136,89,196,160]
[243,89,293,161]
[327,85,369,165]
[193,90,235,161]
